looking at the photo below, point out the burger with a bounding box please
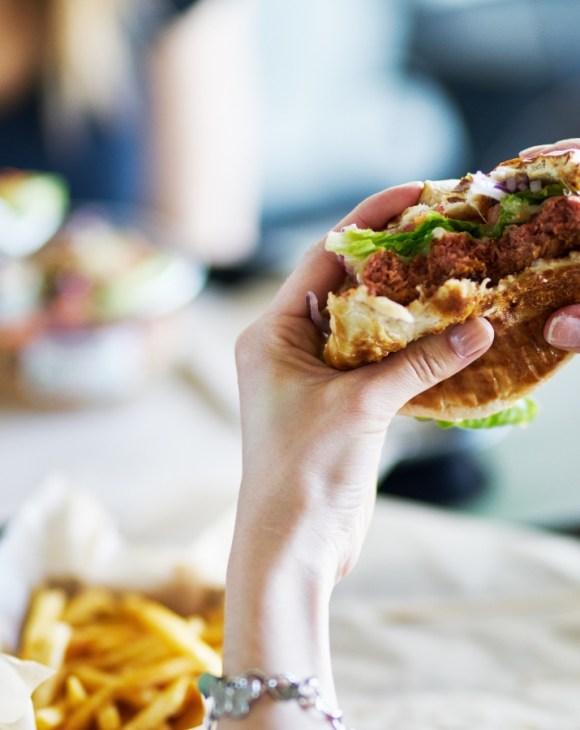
[321,149,580,427]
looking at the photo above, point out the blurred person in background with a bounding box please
[0,0,261,267]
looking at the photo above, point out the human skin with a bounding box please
[216,142,580,729]
[219,183,495,729]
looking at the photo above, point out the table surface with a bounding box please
[0,279,273,535]
[460,355,580,530]
[3,267,580,730]
[1,275,579,533]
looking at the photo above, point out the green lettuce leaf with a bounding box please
[325,213,480,271]
[325,184,567,266]
[417,397,539,430]
[485,183,565,237]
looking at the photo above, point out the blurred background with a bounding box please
[1,0,580,538]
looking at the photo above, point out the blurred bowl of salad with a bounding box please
[0,179,207,407]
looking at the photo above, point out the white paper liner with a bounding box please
[8,477,580,728]
[0,655,54,730]
[0,477,234,651]
[0,477,235,730]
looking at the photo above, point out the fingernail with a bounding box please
[519,144,546,157]
[448,319,493,358]
[545,313,580,348]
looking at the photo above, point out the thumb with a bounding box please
[370,318,495,412]
[544,305,580,352]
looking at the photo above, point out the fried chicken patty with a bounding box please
[362,195,580,305]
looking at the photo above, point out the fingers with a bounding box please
[268,183,423,319]
[544,305,580,352]
[361,318,495,413]
[267,238,345,319]
[334,182,424,231]
[520,138,580,159]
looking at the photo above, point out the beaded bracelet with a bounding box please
[198,670,354,729]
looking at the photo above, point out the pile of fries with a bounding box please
[16,585,224,730]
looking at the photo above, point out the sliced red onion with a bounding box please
[529,179,543,193]
[517,172,529,188]
[306,291,330,334]
[332,253,359,280]
[470,171,509,200]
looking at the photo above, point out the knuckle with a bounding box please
[344,378,376,418]
[402,344,449,387]
[338,377,394,426]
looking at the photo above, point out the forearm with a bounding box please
[218,492,339,729]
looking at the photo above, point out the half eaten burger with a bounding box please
[322,149,580,426]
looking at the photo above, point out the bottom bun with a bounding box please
[324,252,580,421]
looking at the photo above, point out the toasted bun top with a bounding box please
[418,179,461,206]
[425,148,580,221]
[492,149,580,193]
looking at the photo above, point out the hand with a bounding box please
[520,138,580,159]
[221,184,494,728]
[518,139,580,352]
[233,183,494,585]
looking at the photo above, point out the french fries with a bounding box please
[16,585,224,730]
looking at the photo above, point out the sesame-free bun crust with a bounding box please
[324,253,580,422]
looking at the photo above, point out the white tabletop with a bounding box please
[2,273,580,535]
[0,278,282,536]
[3,274,580,729]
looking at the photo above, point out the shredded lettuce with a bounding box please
[485,183,565,237]
[327,212,481,261]
[417,397,539,430]
[325,183,567,265]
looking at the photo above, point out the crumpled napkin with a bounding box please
[0,477,232,651]
[0,654,53,730]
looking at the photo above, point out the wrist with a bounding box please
[233,473,346,580]
[202,671,346,730]
[223,541,335,689]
